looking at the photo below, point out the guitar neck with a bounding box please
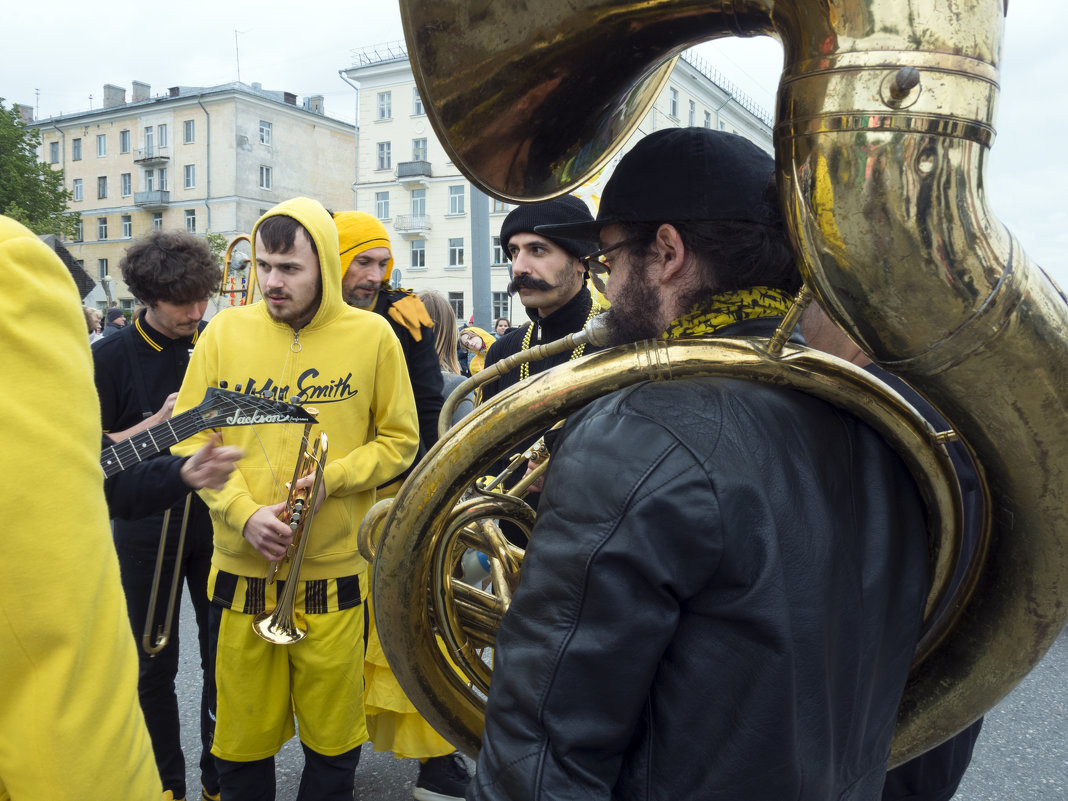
[100,407,203,478]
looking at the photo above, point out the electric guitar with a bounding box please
[101,387,318,478]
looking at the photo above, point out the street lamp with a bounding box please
[101,274,114,307]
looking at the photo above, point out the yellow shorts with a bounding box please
[212,603,367,761]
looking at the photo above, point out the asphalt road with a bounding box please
[174,589,1068,800]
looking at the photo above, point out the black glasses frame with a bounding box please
[581,236,645,277]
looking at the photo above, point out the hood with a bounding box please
[460,325,496,353]
[250,197,343,329]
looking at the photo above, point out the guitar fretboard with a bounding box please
[101,409,207,478]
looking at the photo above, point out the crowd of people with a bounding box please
[2,127,986,801]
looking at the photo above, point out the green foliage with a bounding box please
[0,98,80,239]
[204,232,228,265]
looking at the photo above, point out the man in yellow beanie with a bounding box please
[333,211,471,801]
[334,211,444,459]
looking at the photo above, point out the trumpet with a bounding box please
[142,495,193,655]
[253,421,327,645]
[220,234,256,307]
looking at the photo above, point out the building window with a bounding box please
[96,134,106,157]
[97,176,108,199]
[448,237,464,267]
[259,165,272,190]
[704,110,712,128]
[72,178,83,202]
[157,124,167,148]
[72,138,82,160]
[144,169,154,191]
[413,87,424,116]
[185,209,196,232]
[492,236,503,264]
[120,129,131,153]
[411,239,425,269]
[718,119,726,131]
[121,214,132,239]
[492,291,509,320]
[97,259,108,280]
[184,164,195,189]
[152,212,163,231]
[376,142,391,170]
[183,119,195,144]
[74,220,83,241]
[49,141,59,163]
[377,91,392,120]
[688,100,696,127]
[448,292,464,320]
[158,167,168,191]
[121,173,131,196]
[412,138,427,162]
[448,185,465,215]
[491,198,511,214]
[375,191,390,220]
[97,217,108,240]
[410,188,426,217]
[144,127,154,156]
[259,120,272,146]
[669,87,679,118]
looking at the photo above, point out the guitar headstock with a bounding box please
[200,387,319,428]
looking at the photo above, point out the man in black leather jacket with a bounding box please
[467,128,930,801]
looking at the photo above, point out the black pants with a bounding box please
[216,743,362,801]
[114,497,217,799]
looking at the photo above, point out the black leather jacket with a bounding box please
[469,319,930,801]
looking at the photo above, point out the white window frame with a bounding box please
[376,142,392,170]
[97,217,108,240]
[259,165,273,190]
[410,239,426,269]
[96,134,106,157]
[259,120,273,146]
[144,169,154,192]
[184,164,195,189]
[97,176,108,199]
[412,87,424,116]
[669,87,679,118]
[183,119,195,144]
[688,100,696,126]
[157,124,167,148]
[97,259,108,280]
[121,172,132,197]
[72,178,83,201]
[448,292,464,319]
[410,188,426,217]
[49,141,59,163]
[704,110,712,128]
[492,236,503,265]
[152,213,163,231]
[377,91,392,120]
[412,137,427,162]
[448,237,464,267]
[184,209,196,233]
[121,214,132,239]
[72,138,82,160]
[375,191,390,220]
[448,185,465,215]
[120,129,131,153]
[158,167,168,191]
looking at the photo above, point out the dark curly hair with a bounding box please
[120,230,223,306]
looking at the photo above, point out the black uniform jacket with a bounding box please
[470,318,930,801]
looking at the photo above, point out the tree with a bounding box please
[0,98,80,239]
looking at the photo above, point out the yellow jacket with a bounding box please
[173,198,419,580]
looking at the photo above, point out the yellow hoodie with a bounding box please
[0,216,162,799]
[172,198,419,580]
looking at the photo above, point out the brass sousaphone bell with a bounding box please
[370,0,1068,765]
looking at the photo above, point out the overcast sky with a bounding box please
[3,1,1063,284]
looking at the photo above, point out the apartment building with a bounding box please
[340,42,773,326]
[30,81,355,311]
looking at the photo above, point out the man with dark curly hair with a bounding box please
[92,228,225,801]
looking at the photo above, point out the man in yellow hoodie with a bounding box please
[172,198,419,800]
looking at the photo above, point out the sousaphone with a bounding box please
[370,0,1068,766]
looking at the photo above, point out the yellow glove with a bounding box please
[387,294,434,342]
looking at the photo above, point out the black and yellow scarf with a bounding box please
[662,286,794,339]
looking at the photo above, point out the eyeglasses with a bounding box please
[581,236,644,277]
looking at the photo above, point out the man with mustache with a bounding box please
[480,195,600,404]
[468,128,929,800]
[91,228,224,801]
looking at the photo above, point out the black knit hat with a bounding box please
[106,307,125,322]
[500,195,597,261]
[537,128,776,242]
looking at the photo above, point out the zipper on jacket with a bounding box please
[291,328,302,353]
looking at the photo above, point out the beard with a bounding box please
[604,260,663,346]
[343,282,379,308]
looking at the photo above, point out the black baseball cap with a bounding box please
[536,128,776,242]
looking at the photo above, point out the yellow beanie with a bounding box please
[333,211,394,281]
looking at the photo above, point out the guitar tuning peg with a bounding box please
[235,384,243,392]
[219,381,228,389]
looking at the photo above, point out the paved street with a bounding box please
[175,590,1068,800]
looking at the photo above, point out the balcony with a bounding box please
[393,214,431,238]
[396,160,432,187]
[134,190,171,209]
[134,146,170,165]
